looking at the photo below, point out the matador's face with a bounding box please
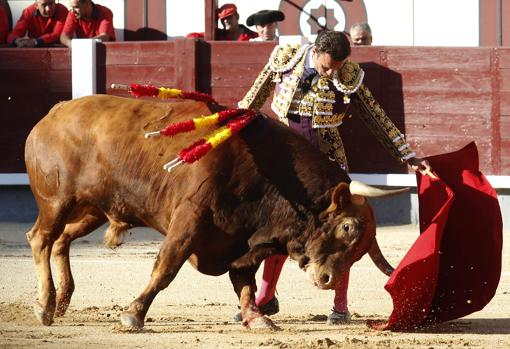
[312,48,345,78]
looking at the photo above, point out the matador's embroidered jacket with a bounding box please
[238,44,416,168]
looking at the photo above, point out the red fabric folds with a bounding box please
[371,142,503,330]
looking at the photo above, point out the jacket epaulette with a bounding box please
[267,44,309,73]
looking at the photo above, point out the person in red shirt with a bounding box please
[186,4,257,41]
[7,0,68,47]
[216,3,257,41]
[60,0,115,48]
[0,5,8,44]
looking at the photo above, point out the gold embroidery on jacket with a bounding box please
[352,85,414,162]
[318,127,348,170]
[271,47,309,122]
[239,44,415,166]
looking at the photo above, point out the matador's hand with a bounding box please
[407,157,435,178]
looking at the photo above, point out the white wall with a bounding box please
[167,0,285,37]
[413,0,479,47]
[356,0,480,46]
[364,0,414,46]
[8,0,33,23]
[215,0,482,47]
[166,0,205,37]
[7,0,481,46]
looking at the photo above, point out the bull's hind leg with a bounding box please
[120,207,201,329]
[52,207,107,317]
[229,268,276,330]
[26,199,74,325]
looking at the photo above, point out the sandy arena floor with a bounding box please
[0,223,508,349]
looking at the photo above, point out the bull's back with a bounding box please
[25,95,214,203]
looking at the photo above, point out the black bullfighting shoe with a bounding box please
[326,309,351,325]
[233,297,280,322]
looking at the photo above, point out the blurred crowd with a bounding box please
[0,1,373,48]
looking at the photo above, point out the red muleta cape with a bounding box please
[371,142,503,330]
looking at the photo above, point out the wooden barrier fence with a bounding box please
[0,40,508,176]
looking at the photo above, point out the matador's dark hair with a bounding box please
[314,30,351,61]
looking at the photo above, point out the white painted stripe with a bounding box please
[350,173,417,187]
[1,173,510,188]
[0,174,29,185]
[350,174,510,189]
[486,176,510,189]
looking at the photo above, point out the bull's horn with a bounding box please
[368,238,394,276]
[349,180,409,198]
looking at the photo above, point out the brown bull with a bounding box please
[25,95,403,329]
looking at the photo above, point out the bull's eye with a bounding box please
[343,223,350,232]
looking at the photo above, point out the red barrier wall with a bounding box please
[347,46,510,174]
[0,48,71,172]
[1,41,508,175]
[103,39,197,94]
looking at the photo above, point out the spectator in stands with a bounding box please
[216,3,257,41]
[7,0,67,47]
[246,10,285,42]
[349,22,372,46]
[0,4,8,44]
[60,0,115,48]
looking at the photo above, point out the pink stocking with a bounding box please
[255,254,287,306]
[333,270,350,312]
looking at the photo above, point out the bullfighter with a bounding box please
[237,29,432,324]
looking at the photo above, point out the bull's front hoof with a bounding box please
[54,299,71,317]
[34,301,54,326]
[54,305,68,318]
[246,316,277,330]
[120,311,144,329]
[55,289,74,317]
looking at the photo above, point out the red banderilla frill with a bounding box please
[158,109,258,171]
[110,83,217,104]
[144,108,248,138]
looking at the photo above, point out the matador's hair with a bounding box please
[315,30,351,61]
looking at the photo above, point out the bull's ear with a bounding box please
[325,182,351,214]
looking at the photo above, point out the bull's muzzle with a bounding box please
[305,263,336,290]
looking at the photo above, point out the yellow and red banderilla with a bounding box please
[143,108,247,138]
[143,108,258,171]
[110,83,217,104]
